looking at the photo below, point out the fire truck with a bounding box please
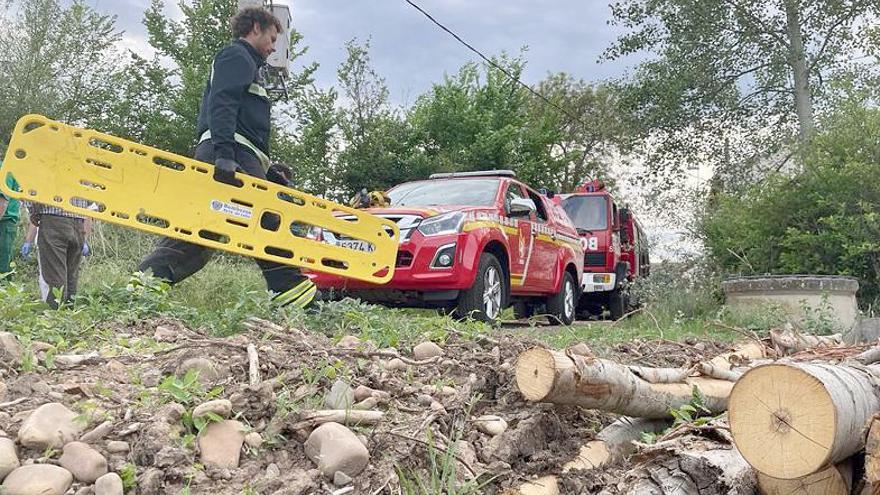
[310,171,584,324]
[559,180,649,319]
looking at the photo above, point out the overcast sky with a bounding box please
[88,0,641,105]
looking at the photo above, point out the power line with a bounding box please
[402,0,584,127]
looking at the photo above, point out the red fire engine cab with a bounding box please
[559,180,650,319]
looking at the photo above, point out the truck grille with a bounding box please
[584,252,606,267]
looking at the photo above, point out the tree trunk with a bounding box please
[729,362,880,479]
[758,461,853,495]
[515,348,733,418]
[511,417,670,495]
[783,0,815,142]
[598,439,756,495]
[863,414,880,493]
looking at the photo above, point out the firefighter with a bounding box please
[138,7,316,310]
[349,188,391,209]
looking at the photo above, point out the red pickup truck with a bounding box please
[310,171,584,324]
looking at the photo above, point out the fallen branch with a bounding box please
[290,409,384,430]
[247,343,260,387]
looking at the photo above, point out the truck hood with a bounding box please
[365,205,479,218]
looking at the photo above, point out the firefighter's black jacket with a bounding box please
[196,39,271,163]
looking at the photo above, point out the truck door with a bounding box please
[503,183,533,293]
[523,188,558,292]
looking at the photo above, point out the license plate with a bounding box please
[336,240,374,252]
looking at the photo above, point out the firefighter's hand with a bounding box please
[213,158,240,185]
[20,242,32,259]
[82,242,91,257]
[267,163,292,186]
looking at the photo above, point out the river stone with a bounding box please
[0,333,22,364]
[385,358,407,371]
[0,437,19,481]
[198,420,245,469]
[244,432,263,449]
[304,422,369,479]
[106,441,130,454]
[17,402,83,449]
[1,464,73,495]
[59,441,108,483]
[413,341,444,360]
[474,415,508,436]
[192,399,232,420]
[177,357,222,384]
[94,472,123,495]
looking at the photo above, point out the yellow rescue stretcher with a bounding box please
[0,115,399,284]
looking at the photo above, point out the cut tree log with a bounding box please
[863,414,880,494]
[511,417,670,495]
[757,460,853,495]
[515,348,733,418]
[597,437,756,495]
[729,362,880,479]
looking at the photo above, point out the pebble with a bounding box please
[106,441,130,454]
[304,422,369,479]
[385,358,407,372]
[80,421,114,444]
[59,441,108,483]
[266,463,281,478]
[413,341,444,360]
[0,437,20,481]
[474,415,508,436]
[336,335,361,347]
[178,357,222,384]
[94,472,123,495]
[1,464,73,495]
[244,432,263,449]
[324,380,354,410]
[0,333,22,364]
[153,325,178,342]
[192,399,232,420]
[198,420,246,469]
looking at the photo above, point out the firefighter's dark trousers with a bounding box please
[37,215,85,309]
[138,141,312,303]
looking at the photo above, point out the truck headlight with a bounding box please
[417,212,465,237]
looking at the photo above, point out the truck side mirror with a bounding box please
[509,198,537,217]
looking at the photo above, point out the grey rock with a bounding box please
[198,420,245,469]
[106,441,130,454]
[94,472,124,495]
[0,437,20,482]
[1,464,73,495]
[333,470,352,486]
[304,422,369,479]
[17,402,83,450]
[0,333,22,364]
[59,441,108,483]
[80,421,114,443]
[178,357,223,384]
[413,341,444,360]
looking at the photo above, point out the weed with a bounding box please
[119,462,137,492]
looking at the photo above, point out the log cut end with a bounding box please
[757,464,850,495]
[729,364,835,479]
[516,347,559,402]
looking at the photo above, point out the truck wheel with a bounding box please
[608,289,629,320]
[547,271,577,325]
[456,253,506,323]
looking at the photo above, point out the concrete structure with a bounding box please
[722,275,859,331]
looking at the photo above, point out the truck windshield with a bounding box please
[562,195,608,231]
[388,179,500,207]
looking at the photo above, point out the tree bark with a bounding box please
[729,362,880,479]
[597,438,756,495]
[863,414,880,493]
[515,348,733,418]
[758,461,852,495]
[783,0,815,142]
[510,417,670,495]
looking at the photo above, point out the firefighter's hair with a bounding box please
[231,7,283,38]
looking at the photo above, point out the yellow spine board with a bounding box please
[1,115,399,284]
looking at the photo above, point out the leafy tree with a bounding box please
[520,74,624,192]
[273,86,340,198]
[409,54,529,174]
[0,0,122,143]
[701,92,880,304]
[606,0,880,181]
[335,39,425,198]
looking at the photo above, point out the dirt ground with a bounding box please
[0,316,735,494]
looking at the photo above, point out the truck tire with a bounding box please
[608,288,628,320]
[456,253,506,323]
[547,271,577,325]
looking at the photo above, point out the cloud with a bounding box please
[76,0,641,104]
